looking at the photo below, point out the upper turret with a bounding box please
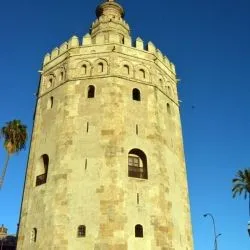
[96,0,125,19]
[91,0,130,42]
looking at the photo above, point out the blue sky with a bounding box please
[0,0,249,249]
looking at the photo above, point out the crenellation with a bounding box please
[82,33,92,46]
[43,53,51,65]
[156,49,164,62]
[136,37,144,50]
[68,35,79,48]
[59,42,68,54]
[170,63,176,74]
[51,47,59,60]
[147,41,156,54]
[163,56,171,68]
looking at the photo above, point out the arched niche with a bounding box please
[135,65,150,82]
[92,58,108,75]
[121,61,134,77]
[77,60,91,76]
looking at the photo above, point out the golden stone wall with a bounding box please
[17,1,193,249]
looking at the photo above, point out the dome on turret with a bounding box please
[96,0,125,19]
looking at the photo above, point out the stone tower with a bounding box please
[17,0,193,249]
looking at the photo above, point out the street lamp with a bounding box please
[203,213,221,250]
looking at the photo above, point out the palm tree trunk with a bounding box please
[249,192,250,218]
[0,153,10,190]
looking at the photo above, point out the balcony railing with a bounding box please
[36,173,47,186]
[128,166,147,179]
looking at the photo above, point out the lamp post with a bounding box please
[203,213,221,250]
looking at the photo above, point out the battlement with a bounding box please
[92,16,130,31]
[43,34,176,74]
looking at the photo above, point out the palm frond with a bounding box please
[1,120,28,154]
[232,168,250,200]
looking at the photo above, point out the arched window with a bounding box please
[47,96,54,109]
[132,88,141,101]
[77,225,86,237]
[31,228,37,242]
[135,224,143,238]
[82,64,87,75]
[98,62,104,73]
[36,154,49,186]
[87,85,95,98]
[167,103,171,115]
[139,69,145,79]
[128,149,148,179]
[123,65,130,75]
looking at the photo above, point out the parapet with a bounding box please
[43,34,175,74]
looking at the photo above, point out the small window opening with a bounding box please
[137,193,139,204]
[133,88,141,101]
[86,122,89,133]
[87,85,95,98]
[82,64,87,75]
[77,225,86,237]
[47,96,53,109]
[139,69,145,79]
[121,36,125,44]
[135,224,143,238]
[31,228,37,242]
[85,159,88,170]
[167,103,171,115]
[136,124,138,135]
[50,97,54,109]
[98,62,104,73]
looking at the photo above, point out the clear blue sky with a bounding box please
[0,0,249,249]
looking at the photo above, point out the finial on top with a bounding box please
[96,0,125,18]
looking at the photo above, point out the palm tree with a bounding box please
[0,120,28,189]
[232,169,250,216]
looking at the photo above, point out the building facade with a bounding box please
[17,0,193,249]
[0,225,17,250]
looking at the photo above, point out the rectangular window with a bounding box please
[128,156,140,168]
